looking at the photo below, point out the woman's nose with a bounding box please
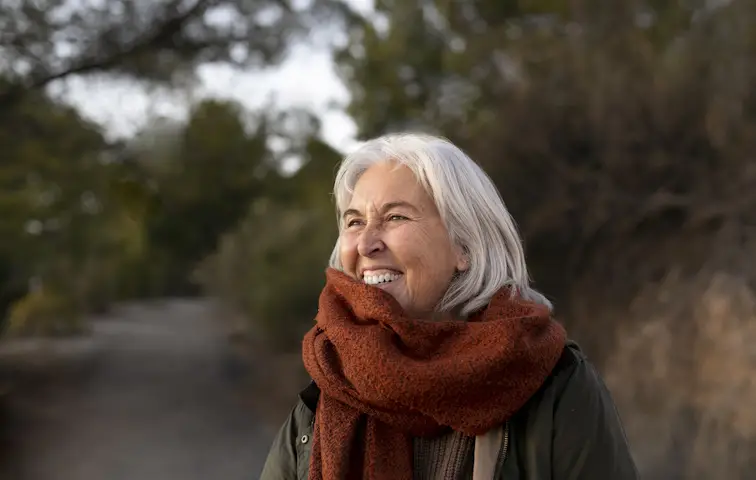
[357,227,385,257]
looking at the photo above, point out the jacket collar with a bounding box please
[299,380,320,413]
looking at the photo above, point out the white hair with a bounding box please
[328,132,552,316]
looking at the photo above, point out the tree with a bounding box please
[0,0,317,109]
[0,0,350,309]
[134,99,272,294]
[0,82,141,332]
[195,124,342,348]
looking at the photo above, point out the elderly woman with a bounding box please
[260,133,638,480]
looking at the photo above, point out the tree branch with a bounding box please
[0,0,216,110]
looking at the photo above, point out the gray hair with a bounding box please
[328,132,552,316]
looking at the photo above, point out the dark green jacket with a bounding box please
[259,343,639,479]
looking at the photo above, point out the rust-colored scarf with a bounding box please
[302,269,567,480]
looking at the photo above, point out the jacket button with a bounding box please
[301,434,309,444]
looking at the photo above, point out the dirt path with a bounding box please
[0,299,275,480]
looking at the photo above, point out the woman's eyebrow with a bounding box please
[342,208,361,220]
[381,201,419,213]
[342,201,419,221]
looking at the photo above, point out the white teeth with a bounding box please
[363,273,402,285]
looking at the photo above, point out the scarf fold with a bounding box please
[302,268,567,480]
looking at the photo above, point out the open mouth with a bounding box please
[362,271,403,285]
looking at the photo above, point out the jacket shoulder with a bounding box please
[510,341,639,479]
[550,340,584,385]
[259,398,315,480]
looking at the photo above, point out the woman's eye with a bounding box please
[388,214,407,221]
[346,219,363,227]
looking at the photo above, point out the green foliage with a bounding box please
[137,99,272,294]
[195,136,341,349]
[0,88,109,321]
[0,91,278,330]
[196,204,333,349]
[5,287,87,338]
[0,0,335,334]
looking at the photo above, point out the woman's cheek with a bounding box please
[339,233,358,272]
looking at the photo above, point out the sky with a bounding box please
[56,0,375,154]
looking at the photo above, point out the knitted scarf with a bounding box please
[302,269,567,480]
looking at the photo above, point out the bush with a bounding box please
[4,287,87,338]
[195,199,337,350]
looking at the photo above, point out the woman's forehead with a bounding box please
[347,163,431,211]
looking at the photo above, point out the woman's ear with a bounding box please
[454,245,469,272]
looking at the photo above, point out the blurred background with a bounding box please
[0,0,755,479]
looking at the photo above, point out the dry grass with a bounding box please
[603,269,756,479]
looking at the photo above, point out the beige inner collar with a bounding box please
[472,427,503,480]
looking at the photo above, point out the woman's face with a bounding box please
[339,162,467,318]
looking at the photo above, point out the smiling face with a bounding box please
[339,162,468,318]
